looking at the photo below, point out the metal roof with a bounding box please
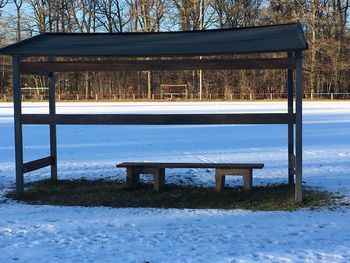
[0,23,308,57]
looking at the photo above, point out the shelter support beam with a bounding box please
[13,56,24,196]
[48,57,57,181]
[21,113,296,125]
[23,156,54,174]
[19,58,296,73]
[295,51,303,202]
[287,52,295,185]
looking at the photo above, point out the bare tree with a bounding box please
[69,0,96,33]
[0,0,8,15]
[95,0,131,32]
[14,0,23,40]
[28,0,48,33]
[1,0,350,100]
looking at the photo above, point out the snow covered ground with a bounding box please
[0,101,350,262]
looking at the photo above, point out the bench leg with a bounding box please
[153,168,165,191]
[242,169,253,190]
[126,168,140,189]
[215,170,225,192]
[215,168,253,191]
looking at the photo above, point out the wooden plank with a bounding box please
[287,51,295,185]
[161,84,188,87]
[13,56,24,196]
[22,156,53,174]
[21,113,296,125]
[117,162,264,169]
[295,51,303,202]
[20,58,296,73]
[48,56,57,181]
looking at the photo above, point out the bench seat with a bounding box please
[117,162,264,191]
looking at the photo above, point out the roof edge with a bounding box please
[0,34,46,55]
[38,22,302,36]
[295,23,309,50]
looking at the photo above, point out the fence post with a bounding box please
[249,93,253,101]
[152,94,155,100]
[331,93,334,100]
[77,94,79,101]
[132,94,135,101]
[270,93,273,100]
[96,94,98,101]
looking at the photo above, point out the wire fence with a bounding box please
[1,92,350,102]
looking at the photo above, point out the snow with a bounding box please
[0,101,350,262]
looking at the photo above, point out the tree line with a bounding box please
[0,0,349,100]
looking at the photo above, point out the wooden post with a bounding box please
[147,71,152,100]
[126,168,140,189]
[48,56,57,181]
[295,51,303,202]
[153,168,165,191]
[215,170,225,192]
[287,52,294,185]
[243,169,253,190]
[13,56,24,195]
[199,69,203,101]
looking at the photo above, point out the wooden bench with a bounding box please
[116,162,264,191]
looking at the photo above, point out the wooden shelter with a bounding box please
[160,84,189,99]
[0,23,308,201]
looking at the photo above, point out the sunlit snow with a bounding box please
[1,101,349,262]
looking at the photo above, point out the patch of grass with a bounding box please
[6,179,339,211]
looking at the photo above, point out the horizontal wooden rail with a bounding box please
[22,156,53,174]
[20,58,295,73]
[21,113,296,125]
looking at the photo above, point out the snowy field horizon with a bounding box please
[1,101,350,262]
